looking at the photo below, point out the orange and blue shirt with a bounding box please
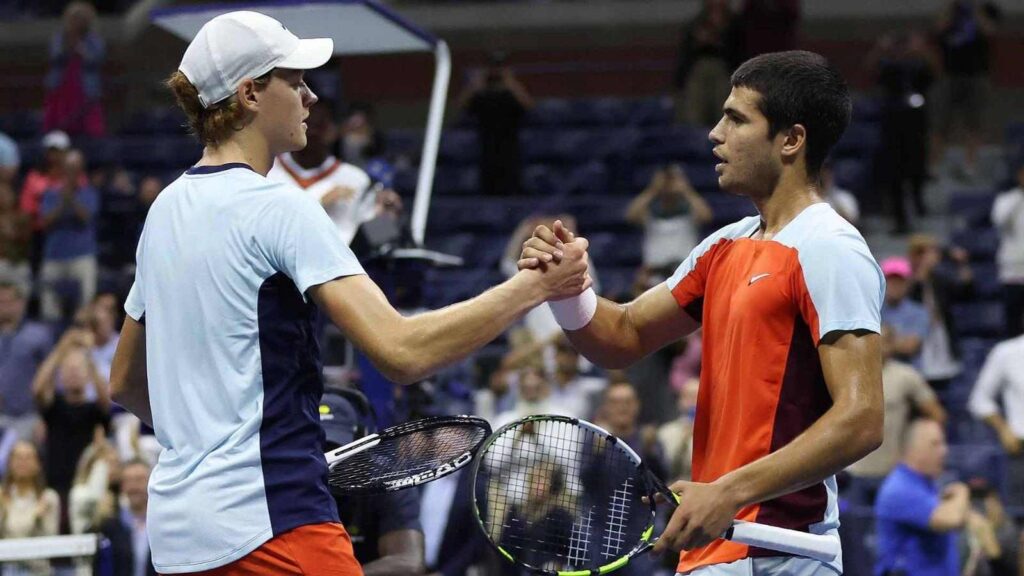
[666,203,884,574]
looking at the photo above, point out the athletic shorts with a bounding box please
[678,556,840,576]
[170,522,364,576]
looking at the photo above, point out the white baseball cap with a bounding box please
[41,130,70,150]
[179,11,334,109]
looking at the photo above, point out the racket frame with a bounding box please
[326,414,490,495]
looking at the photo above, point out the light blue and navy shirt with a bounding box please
[125,163,364,573]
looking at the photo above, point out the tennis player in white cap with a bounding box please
[109,10,590,575]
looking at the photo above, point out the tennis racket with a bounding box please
[472,415,840,574]
[326,415,490,496]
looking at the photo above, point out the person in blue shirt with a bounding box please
[38,148,99,322]
[0,276,53,443]
[880,256,930,370]
[875,418,969,576]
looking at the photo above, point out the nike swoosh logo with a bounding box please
[749,273,771,285]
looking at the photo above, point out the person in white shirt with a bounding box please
[968,334,1024,510]
[109,11,590,575]
[821,162,860,226]
[992,164,1024,336]
[268,98,377,245]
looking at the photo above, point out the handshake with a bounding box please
[515,220,593,303]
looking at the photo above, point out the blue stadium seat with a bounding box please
[951,302,1004,337]
[704,192,757,229]
[0,110,42,139]
[560,196,632,232]
[564,161,609,196]
[597,266,640,299]
[831,158,872,194]
[432,165,478,196]
[946,444,1006,492]
[520,129,595,163]
[626,97,674,126]
[952,227,999,262]
[383,129,423,159]
[77,137,122,167]
[683,161,719,191]
[948,190,996,230]
[1005,122,1024,148]
[527,98,573,127]
[831,123,881,158]
[970,263,1001,300]
[851,98,883,123]
[634,126,713,163]
[574,97,629,127]
[586,231,642,267]
[522,163,562,196]
[437,129,478,164]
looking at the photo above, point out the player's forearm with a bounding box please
[566,299,648,369]
[388,272,547,384]
[715,400,882,510]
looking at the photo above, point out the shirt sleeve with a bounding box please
[256,189,365,299]
[124,225,146,322]
[876,480,939,529]
[968,343,1006,419]
[665,218,756,322]
[377,487,423,535]
[793,230,885,344]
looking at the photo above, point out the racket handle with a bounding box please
[724,520,840,564]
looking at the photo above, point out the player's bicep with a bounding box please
[818,331,884,443]
[630,283,699,354]
[110,315,147,399]
[308,275,408,373]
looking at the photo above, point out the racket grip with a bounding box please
[725,521,840,564]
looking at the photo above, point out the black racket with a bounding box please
[326,415,490,496]
[472,415,840,575]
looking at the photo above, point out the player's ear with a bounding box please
[237,78,261,113]
[780,123,806,164]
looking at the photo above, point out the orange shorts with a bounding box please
[174,522,364,576]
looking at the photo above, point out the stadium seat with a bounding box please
[851,97,883,123]
[520,129,595,163]
[626,96,674,126]
[831,157,872,194]
[831,123,881,158]
[432,165,478,196]
[970,263,1001,300]
[951,302,1004,337]
[952,227,999,262]
[383,129,423,160]
[946,444,1006,493]
[526,98,573,127]
[437,129,478,164]
[581,97,629,127]
[948,189,996,230]
[634,126,713,163]
[564,161,609,196]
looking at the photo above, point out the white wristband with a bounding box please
[547,288,598,331]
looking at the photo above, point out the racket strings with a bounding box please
[477,418,648,571]
[329,423,486,494]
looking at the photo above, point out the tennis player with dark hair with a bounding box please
[108,11,590,576]
[520,50,885,575]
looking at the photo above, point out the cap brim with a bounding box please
[278,38,334,70]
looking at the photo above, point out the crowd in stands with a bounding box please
[0,0,1021,575]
